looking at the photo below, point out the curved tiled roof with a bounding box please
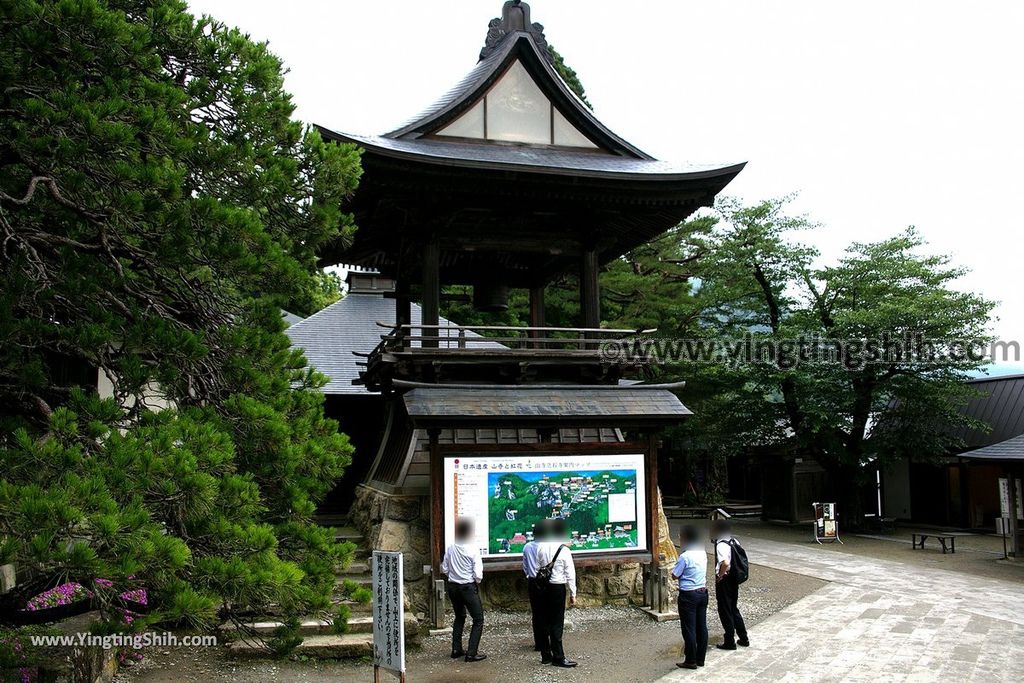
[318,128,744,181]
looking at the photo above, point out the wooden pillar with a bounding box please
[580,249,600,330]
[428,429,446,628]
[395,278,411,351]
[529,285,545,348]
[646,432,661,571]
[422,242,440,349]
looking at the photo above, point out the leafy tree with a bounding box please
[0,0,360,636]
[683,198,995,521]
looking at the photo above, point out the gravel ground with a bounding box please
[116,515,1021,683]
[114,561,822,683]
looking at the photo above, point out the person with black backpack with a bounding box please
[710,518,750,651]
[534,517,578,668]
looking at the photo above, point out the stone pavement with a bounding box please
[658,537,1024,683]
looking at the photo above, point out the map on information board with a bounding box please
[443,453,647,558]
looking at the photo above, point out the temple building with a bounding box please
[293,1,744,620]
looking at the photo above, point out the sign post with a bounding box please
[372,551,406,682]
[812,502,843,544]
[999,477,1024,559]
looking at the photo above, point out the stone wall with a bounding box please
[348,485,433,616]
[348,484,678,613]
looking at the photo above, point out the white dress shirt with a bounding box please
[522,540,541,579]
[536,541,577,597]
[715,534,733,579]
[442,542,483,585]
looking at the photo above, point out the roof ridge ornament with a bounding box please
[480,1,551,63]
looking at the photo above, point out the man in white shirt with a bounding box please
[441,518,487,662]
[711,519,748,650]
[535,518,578,668]
[522,520,546,652]
[671,525,709,669]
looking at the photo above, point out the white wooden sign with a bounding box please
[372,550,405,678]
[998,478,1023,520]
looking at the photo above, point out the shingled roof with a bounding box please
[403,386,692,427]
[316,130,743,180]
[285,291,501,395]
[959,432,1024,462]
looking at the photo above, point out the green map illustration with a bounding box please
[488,470,639,554]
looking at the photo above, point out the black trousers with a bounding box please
[539,583,568,662]
[715,576,747,645]
[678,588,709,665]
[527,577,545,650]
[447,581,484,656]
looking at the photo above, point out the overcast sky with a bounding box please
[188,0,1024,351]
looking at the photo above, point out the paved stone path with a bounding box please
[658,537,1024,683]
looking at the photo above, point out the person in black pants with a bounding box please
[536,518,578,668]
[671,525,709,669]
[711,519,748,650]
[523,520,548,651]
[441,518,487,662]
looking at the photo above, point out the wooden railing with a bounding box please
[371,322,656,352]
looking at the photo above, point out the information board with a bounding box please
[443,453,647,558]
[371,551,405,676]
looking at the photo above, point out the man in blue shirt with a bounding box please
[671,524,709,670]
[522,520,546,652]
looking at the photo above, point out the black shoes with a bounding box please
[450,650,465,659]
[540,655,553,665]
[465,654,488,663]
[676,662,698,670]
[552,659,578,668]
[716,643,737,651]
[738,638,750,647]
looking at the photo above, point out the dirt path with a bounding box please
[115,562,822,683]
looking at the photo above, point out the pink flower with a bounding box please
[22,582,91,611]
[120,588,148,606]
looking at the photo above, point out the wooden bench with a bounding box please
[911,532,972,554]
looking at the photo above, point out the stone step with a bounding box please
[333,527,364,543]
[314,514,350,528]
[222,615,379,637]
[229,633,374,659]
[335,575,373,590]
[338,561,370,575]
[334,597,373,614]
[221,618,335,637]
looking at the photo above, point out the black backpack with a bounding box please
[535,545,566,588]
[718,539,749,585]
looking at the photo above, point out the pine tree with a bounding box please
[0,0,360,639]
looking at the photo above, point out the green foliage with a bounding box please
[338,579,372,606]
[680,198,995,514]
[332,603,352,635]
[0,0,359,633]
[548,44,592,109]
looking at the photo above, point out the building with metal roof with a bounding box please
[882,373,1024,550]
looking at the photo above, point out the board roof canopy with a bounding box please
[316,1,745,287]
